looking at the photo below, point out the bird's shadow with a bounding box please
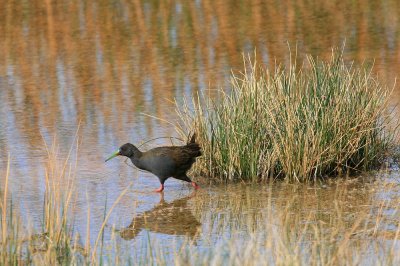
[119,192,201,241]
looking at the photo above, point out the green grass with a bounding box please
[175,50,396,182]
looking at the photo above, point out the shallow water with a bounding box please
[1,0,400,263]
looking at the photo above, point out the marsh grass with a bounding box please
[0,155,25,265]
[175,50,396,182]
[0,138,82,265]
[0,136,131,265]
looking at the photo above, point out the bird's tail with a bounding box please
[188,133,197,144]
[186,133,202,157]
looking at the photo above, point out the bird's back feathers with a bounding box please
[135,133,201,178]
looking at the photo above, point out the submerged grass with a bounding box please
[175,50,396,182]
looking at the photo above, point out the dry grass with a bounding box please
[175,50,396,182]
[0,137,82,265]
[0,136,131,265]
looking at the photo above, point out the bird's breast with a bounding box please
[130,157,148,171]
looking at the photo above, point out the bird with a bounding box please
[105,134,201,192]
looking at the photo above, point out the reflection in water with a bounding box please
[120,192,200,240]
[191,179,399,243]
[118,179,399,264]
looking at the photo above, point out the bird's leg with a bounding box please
[155,178,166,193]
[177,175,200,190]
[191,182,200,190]
[155,184,164,193]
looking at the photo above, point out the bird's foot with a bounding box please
[154,184,164,193]
[191,182,200,190]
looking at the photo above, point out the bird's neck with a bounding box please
[129,150,146,170]
[129,146,142,157]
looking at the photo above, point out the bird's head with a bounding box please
[105,143,138,162]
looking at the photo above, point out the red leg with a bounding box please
[191,182,200,190]
[155,184,164,193]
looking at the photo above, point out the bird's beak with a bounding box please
[105,149,120,162]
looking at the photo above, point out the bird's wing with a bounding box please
[141,146,199,177]
[140,147,178,176]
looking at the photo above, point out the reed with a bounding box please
[33,137,80,264]
[0,135,133,264]
[0,137,83,265]
[175,50,396,182]
[0,154,25,265]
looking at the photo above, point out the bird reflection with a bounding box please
[120,192,201,240]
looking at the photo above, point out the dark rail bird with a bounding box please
[105,134,201,192]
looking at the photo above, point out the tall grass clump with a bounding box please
[0,135,133,264]
[0,155,24,265]
[37,137,81,264]
[175,50,395,182]
[0,138,82,265]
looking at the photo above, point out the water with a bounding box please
[0,0,400,263]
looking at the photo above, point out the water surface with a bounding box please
[1,0,400,263]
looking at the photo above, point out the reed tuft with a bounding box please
[175,50,396,182]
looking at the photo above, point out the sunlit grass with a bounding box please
[0,136,130,265]
[175,50,396,182]
[0,137,82,264]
